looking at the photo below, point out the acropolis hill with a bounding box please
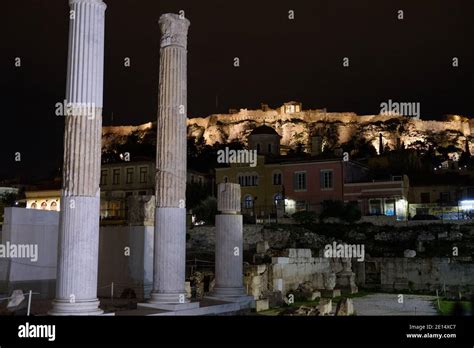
[102,102,474,153]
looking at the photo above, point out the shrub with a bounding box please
[343,201,362,223]
[292,211,318,225]
[320,200,361,223]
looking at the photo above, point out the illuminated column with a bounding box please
[149,13,194,307]
[212,183,246,297]
[206,184,254,307]
[49,0,106,316]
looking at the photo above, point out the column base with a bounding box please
[48,299,103,316]
[138,301,200,311]
[205,287,255,309]
[143,291,200,311]
[210,286,247,297]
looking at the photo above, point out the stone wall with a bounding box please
[358,257,474,294]
[269,249,331,295]
[0,208,59,298]
[98,226,154,299]
[0,209,154,300]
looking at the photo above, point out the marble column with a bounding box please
[149,13,193,307]
[49,0,106,316]
[210,184,250,300]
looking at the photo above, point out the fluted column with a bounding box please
[211,183,247,297]
[149,13,192,305]
[49,0,106,316]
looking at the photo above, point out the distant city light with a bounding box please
[460,200,474,210]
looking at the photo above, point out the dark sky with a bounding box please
[1,0,473,181]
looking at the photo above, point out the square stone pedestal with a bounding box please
[138,301,200,311]
[337,271,359,295]
[204,295,255,310]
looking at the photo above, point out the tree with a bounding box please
[193,197,218,225]
[186,182,211,210]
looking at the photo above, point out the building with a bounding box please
[344,176,409,220]
[408,175,474,219]
[216,125,411,221]
[24,159,211,224]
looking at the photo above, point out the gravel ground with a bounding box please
[352,293,438,316]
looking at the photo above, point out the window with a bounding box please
[138,191,147,195]
[274,193,283,206]
[273,172,282,185]
[244,195,253,209]
[285,105,295,113]
[100,170,108,186]
[268,144,272,153]
[440,192,450,203]
[139,167,148,183]
[320,170,333,189]
[257,144,261,153]
[41,202,48,210]
[239,173,258,187]
[126,168,134,184]
[294,172,306,191]
[223,176,228,183]
[384,199,395,216]
[190,175,194,183]
[113,169,120,185]
[369,199,382,215]
[296,200,306,211]
[420,192,430,203]
[31,202,37,209]
[50,201,58,211]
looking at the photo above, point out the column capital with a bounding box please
[159,13,190,49]
[69,0,107,8]
[218,183,241,214]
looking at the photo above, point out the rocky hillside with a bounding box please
[102,107,474,155]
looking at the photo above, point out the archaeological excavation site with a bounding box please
[1,0,473,346]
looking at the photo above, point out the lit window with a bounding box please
[41,202,48,210]
[274,193,283,206]
[244,195,253,209]
[50,201,58,211]
[384,199,395,216]
[369,199,382,215]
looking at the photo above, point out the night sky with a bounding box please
[1,0,473,181]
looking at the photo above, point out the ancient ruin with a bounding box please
[49,0,107,316]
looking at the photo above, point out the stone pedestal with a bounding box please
[336,271,359,295]
[206,184,254,308]
[49,0,106,316]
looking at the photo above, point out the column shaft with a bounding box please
[150,13,190,305]
[50,0,106,316]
